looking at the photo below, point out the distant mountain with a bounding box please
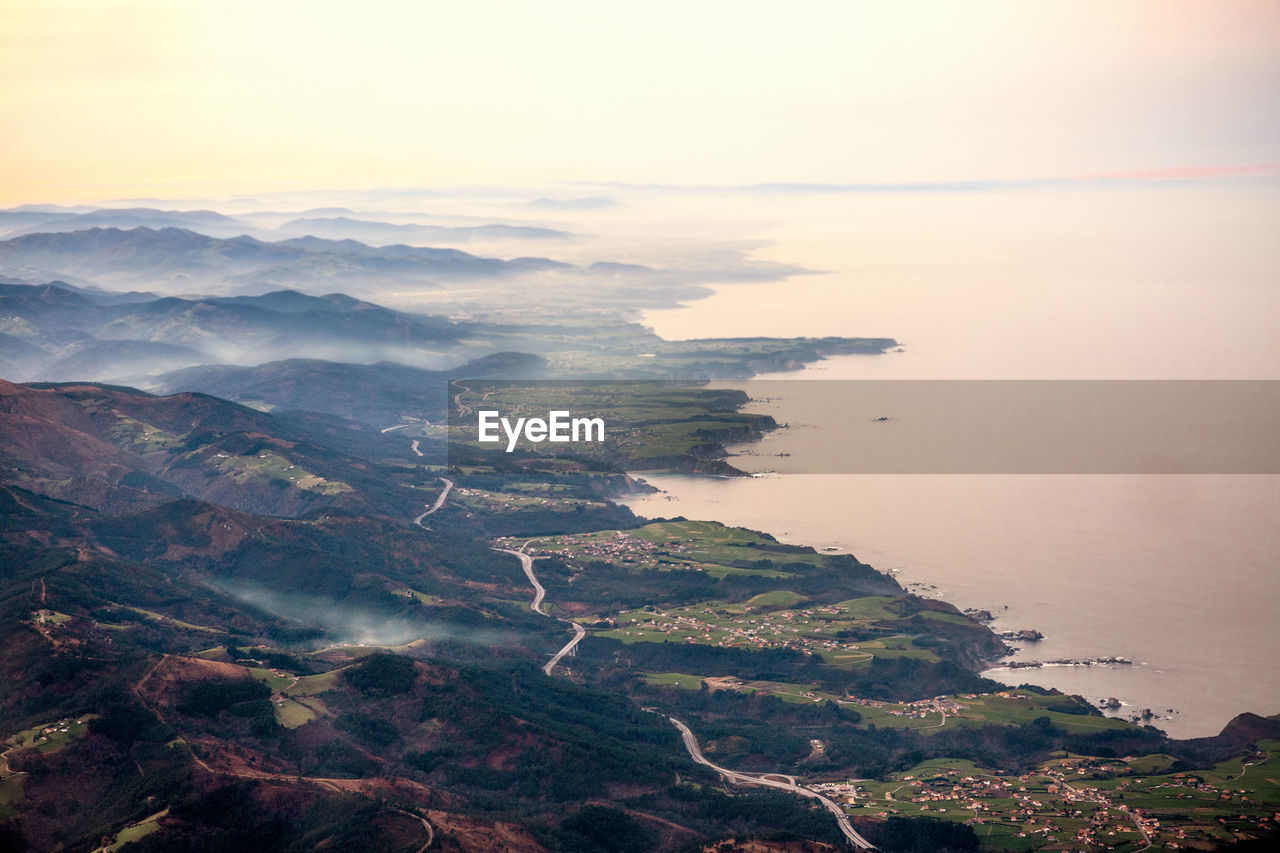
[0,331,48,375]
[0,210,78,233]
[152,352,547,424]
[43,339,206,382]
[0,226,569,295]
[2,207,252,239]
[275,216,572,245]
[528,195,618,210]
[0,280,469,381]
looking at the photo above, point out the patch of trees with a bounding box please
[859,815,979,853]
[581,636,814,683]
[473,504,639,538]
[129,781,415,852]
[176,678,271,718]
[654,785,842,847]
[309,739,379,778]
[837,657,996,701]
[546,562,724,611]
[90,698,170,745]
[334,711,399,747]
[224,645,316,675]
[407,661,683,803]
[547,805,654,853]
[343,652,416,695]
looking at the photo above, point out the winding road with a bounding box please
[413,478,454,528]
[406,442,858,846]
[494,543,547,615]
[543,621,586,676]
[396,807,435,853]
[493,541,586,676]
[0,742,26,781]
[452,384,472,417]
[667,715,875,850]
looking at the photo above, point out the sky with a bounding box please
[2,0,1279,204]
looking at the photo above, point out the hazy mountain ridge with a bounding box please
[0,280,470,381]
[0,275,896,389]
[274,215,573,244]
[0,204,580,245]
[150,352,546,425]
[0,207,247,239]
[0,226,540,293]
[0,217,817,323]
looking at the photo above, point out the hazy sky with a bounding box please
[2,1,1278,204]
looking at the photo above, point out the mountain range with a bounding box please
[0,205,578,245]
[0,280,469,381]
[272,216,572,244]
[0,227,569,296]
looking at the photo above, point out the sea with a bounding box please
[618,182,1280,738]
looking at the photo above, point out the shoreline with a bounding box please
[616,374,1275,739]
[617,475,1226,738]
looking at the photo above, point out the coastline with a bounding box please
[615,370,1280,739]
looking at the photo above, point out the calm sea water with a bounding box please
[621,184,1280,737]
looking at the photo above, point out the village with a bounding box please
[519,528,694,570]
[600,602,886,659]
[804,746,1280,850]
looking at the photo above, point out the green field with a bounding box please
[8,715,97,754]
[285,668,346,696]
[34,609,72,625]
[214,450,352,495]
[599,596,938,664]
[126,607,226,634]
[640,672,705,690]
[744,590,808,609]
[104,808,168,851]
[274,697,321,728]
[247,667,296,692]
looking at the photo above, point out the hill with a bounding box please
[151,352,545,425]
[0,380,415,517]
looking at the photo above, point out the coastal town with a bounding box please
[808,744,1280,850]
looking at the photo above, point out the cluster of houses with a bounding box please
[807,758,1275,849]
[614,606,854,656]
[29,716,82,746]
[532,530,690,567]
[848,695,964,720]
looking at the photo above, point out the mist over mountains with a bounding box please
[0,280,470,381]
[0,199,860,396]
